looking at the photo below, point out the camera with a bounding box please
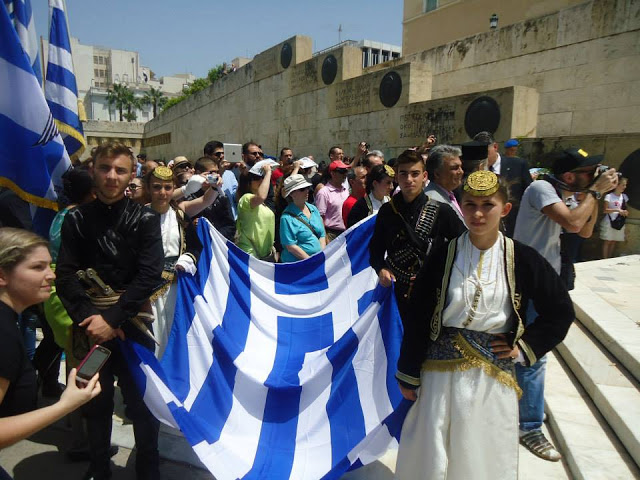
[596,165,622,178]
[207,173,220,184]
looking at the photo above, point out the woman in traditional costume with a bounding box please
[346,164,395,228]
[395,171,574,480]
[146,167,202,358]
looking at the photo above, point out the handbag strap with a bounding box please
[284,210,322,239]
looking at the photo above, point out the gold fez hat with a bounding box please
[463,170,499,197]
[151,166,173,181]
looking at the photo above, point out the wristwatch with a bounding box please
[588,190,602,200]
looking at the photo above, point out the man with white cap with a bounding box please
[279,174,326,263]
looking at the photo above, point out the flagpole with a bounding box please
[40,34,46,94]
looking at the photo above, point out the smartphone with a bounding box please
[76,344,111,387]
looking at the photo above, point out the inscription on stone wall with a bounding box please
[289,60,318,94]
[334,82,371,113]
[143,132,171,148]
[399,108,456,144]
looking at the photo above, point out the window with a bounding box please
[371,49,379,65]
[424,0,438,12]
[382,51,389,62]
[94,69,99,77]
[93,55,99,64]
[362,50,369,68]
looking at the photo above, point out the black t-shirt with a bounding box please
[0,301,37,417]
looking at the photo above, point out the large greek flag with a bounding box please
[45,0,85,159]
[4,0,41,84]
[0,1,71,218]
[122,217,410,479]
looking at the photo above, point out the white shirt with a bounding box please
[490,153,502,175]
[442,233,513,334]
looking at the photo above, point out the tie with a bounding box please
[449,191,463,216]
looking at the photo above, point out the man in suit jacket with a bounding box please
[424,145,466,225]
[474,132,532,236]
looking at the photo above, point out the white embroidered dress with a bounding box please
[396,233,519,480]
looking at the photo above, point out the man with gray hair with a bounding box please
[362,150,384,173]
[424,145,465,223]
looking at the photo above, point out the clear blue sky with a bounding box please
[32,0,404,79]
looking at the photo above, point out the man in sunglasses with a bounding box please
[204,140,238,219]
[240,141,275,211]
[315,160,351,242]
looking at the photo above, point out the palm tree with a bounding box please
[106,83,131,122]
[142,86,167,117]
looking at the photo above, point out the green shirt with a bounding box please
[236,193,275,258]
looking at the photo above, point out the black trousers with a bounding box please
[83,338,159,480]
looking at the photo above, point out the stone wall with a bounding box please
[83,120,145,159]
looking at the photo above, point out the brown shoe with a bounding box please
[520,430,562,462]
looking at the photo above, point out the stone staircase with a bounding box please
[544,255,640,480]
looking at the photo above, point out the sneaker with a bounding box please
[520,430,562,462]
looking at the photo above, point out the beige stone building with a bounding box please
[402,0,586,56]
[142,0,639,257]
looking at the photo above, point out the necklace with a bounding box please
[456,233,504,327]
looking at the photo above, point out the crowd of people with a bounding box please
[0,132,626,479]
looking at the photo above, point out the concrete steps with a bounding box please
[542,255,640,480]
[545,352,639,480]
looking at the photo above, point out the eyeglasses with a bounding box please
[128,183,139,191]
[213,151,224,157]
[151,184,174,192]
[247,151,264,157]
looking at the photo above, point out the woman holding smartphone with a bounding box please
[0,227,100,477]
[394,172,574,479]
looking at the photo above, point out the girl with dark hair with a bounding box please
[346,164,394,227]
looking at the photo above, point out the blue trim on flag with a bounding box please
[326,328,366,470]
[48,6,72,51]
[273,251,328,294]
[245,312,335,479]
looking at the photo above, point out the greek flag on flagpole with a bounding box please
[4,0,42,84]
[121,217,411,480]
[45,0,85,159]
[0,2,71,213]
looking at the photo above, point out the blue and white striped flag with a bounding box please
[45,0,85,160]
[121,217,411,480]
[4,0,42,84]
[0,1,71,225]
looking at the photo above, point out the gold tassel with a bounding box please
[422,332,522,398]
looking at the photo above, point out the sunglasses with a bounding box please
[128,183,139,191]
[335,169,348,174]
[247,151,264,157]
[213,151,224,157]
[151,184,174,192]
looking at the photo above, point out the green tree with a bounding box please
[142,86,167,117]
[207,64,225,84]
[122,88,141,122]
[106,83,130,121]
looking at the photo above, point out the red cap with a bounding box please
[329,160,350,171]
